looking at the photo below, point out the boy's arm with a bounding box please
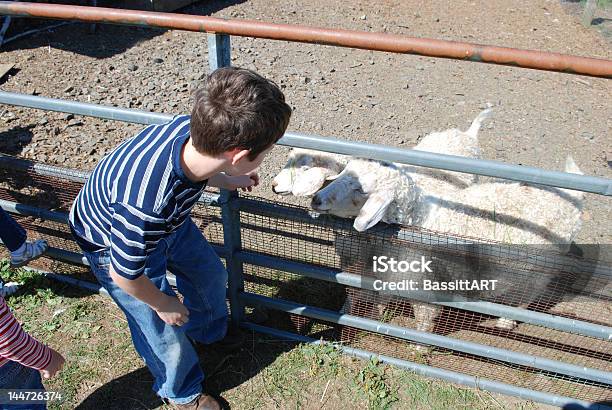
[109,202,189,326]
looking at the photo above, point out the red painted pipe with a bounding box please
[1,2,611,78]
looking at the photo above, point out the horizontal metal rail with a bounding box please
[237,250,612,341]
[0,154,90,183]
[0,198,68,223]
[2,190,611,341]
[1,239,228,290]
[1,91,611,196]
[279,132,612,196]
[240,292,612,385]
[0,200,228,288]
[242,323,608,410]
[0,91,173,125]
[1,2,611,78]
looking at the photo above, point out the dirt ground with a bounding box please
[0,0,611,247]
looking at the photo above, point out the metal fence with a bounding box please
[1,3,611,408]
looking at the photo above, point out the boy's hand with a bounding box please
[109,269,189,327]
[154,294,190,326]
[41,348,65,379]
[225,171,260,192]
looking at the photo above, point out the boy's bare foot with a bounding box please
[170,393,221,410]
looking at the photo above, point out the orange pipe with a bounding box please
[1,2,611,78]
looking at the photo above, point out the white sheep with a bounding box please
[347,155,584,241]
[407,107,492,193]
[317,155,584,349]
[272,108,492,198]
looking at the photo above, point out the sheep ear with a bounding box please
[354,192,394,232]
[325,172,341,180]
[292,167,329,196]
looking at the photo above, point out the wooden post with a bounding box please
[582,0,597,27]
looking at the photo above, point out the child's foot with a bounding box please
[0,281,20,297]
[169,393,221,410]
[10,239,49,268]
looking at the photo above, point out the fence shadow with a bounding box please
[592,17,612,26]
[0,125,34,156]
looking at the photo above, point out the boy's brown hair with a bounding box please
[191,67,292,160]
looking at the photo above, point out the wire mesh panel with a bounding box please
[236,194,612,402]
[0,158,90,277]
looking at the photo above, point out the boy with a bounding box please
[69,67,291,409]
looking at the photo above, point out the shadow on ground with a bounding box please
[0,124,34,156]
[1,0,246,58]
[75,332,298,410]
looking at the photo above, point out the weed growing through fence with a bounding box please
[302,343,342,377]
[353,357,399,409]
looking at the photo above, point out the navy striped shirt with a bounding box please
[69,115,207,280]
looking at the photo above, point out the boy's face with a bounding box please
[228,145,273,175]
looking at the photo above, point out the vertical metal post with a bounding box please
[208,33,231,71]
[208,33,244,325]
[582,0,597,26]
[0,16,11,47]
[219,189,245,325]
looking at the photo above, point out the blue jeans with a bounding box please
[79,218,228,404]
[0,208,26,252]
[0,361,46,410]
[0,208,27,297]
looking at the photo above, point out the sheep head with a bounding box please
[311,159,419,231]
[272,148,348,197]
